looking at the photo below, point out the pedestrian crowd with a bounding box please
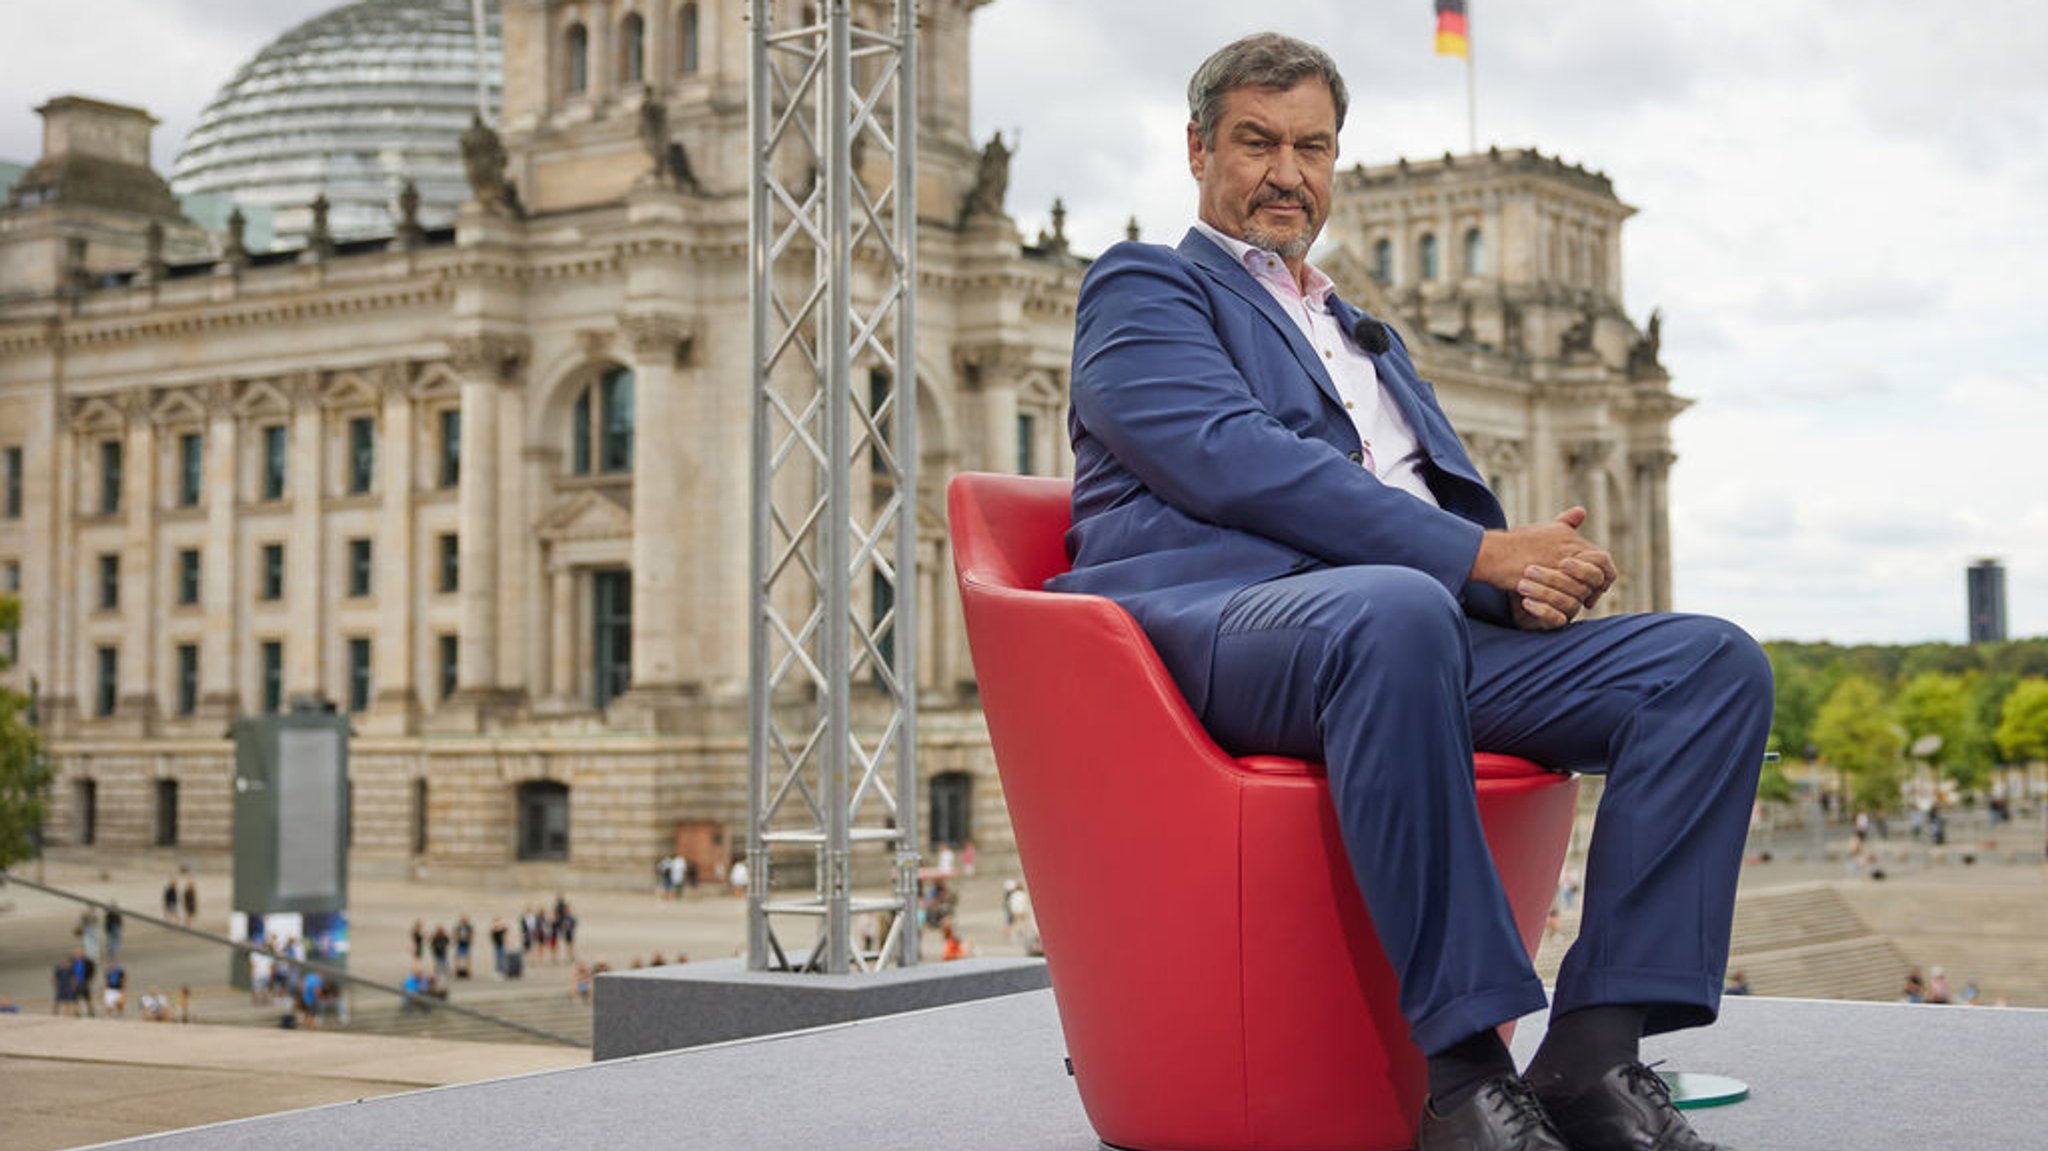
[48,900,194,1026]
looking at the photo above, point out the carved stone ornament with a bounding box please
[621,314,698,364]
[1630,447,1678,476]
[449,334,530,382]
[461,112,523,217]
[1566,439,1613,476]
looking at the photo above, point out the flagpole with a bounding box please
[1465,3,1477,154]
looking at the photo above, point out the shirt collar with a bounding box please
[1192,220,1336,310]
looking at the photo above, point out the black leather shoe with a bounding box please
[1418,1074,1573,1151]
[1531,1061,1732,1150]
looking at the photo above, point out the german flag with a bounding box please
[1435,0,1469,58]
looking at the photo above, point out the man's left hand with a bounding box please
[1510,553,1615,631]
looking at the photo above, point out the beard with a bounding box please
[1242,221,1313,260]
[1241,192,1319,259]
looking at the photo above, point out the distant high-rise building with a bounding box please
[1968,559,2007,643]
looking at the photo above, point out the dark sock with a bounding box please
[1525,1003,1648,1093]
[1427,1029,1516,1112]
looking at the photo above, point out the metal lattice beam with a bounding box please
[747,0,920,974]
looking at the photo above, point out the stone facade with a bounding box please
[0,2,1683,887]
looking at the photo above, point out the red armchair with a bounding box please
[948,471,1579,1151]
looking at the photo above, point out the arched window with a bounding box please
[565,23,590,95]
[1463,227,1485,277]
[517,781,571,861]
[1372,237,1394,284]
[621,13,646,84]
[678,3,701,74]
[570,366,635,475]
[1419,233,1440,281]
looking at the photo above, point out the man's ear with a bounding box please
[1187,121,1206,180]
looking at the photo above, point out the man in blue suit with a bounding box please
[1050,32,1772,1151]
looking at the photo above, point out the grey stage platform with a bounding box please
[92,992,2046,1150]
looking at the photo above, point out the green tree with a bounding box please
[1893,672,1991,792]
[1995,679,2048,765]
[1812,676,1905,814]
[0,593,51,870]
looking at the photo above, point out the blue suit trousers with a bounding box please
[1199,565,1774,1056]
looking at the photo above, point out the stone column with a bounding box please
[286,374,326,704]
[1632,447,1677,613]
[370,367,417,732]
[198,382,241,719]
[442,335,526,728]
[615,313,698,728]
[119,393,158,731]
[550,564,576,702]
[590,11,614,106]
[48,406,79,733]
[1565,438,1613,542]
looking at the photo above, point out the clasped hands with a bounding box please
[1471,507,1617,632]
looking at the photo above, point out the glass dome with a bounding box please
[170,0,503,250]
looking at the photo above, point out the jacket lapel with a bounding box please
[1177,231,1348,413]
[1327,293,1488,489]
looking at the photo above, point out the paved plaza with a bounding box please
[4,810,2047,1149]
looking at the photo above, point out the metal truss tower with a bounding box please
[746,0,921,973]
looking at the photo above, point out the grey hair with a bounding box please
[1188,33,1349,150]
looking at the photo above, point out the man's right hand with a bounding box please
[1470,508,1618,630]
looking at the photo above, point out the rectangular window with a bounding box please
[439,408,461,488]
[262,425,288,500]
[3,445,21,518]
[1016,412,1038,476]
[411,777,430,855]
[348,416,376,495]
[2,559,16,667]
[95,645,119,716]
[261,543,284,600]
[178,432,204,507]
[347,636,372,713]
[175,643,200,716]
[154,779,179,847]
[260,640,283,714]
[593,569,632,709]
[98,552,120,610]
[868,371,892,475]
[99,439,123,514]
[439,633,459,700]
[348,538,373,597]
[438,532,459,593]
[573,389,592,475]
[177,548,201,606]
[601,370,634,472]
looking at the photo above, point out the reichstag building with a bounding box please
[0,0,1683,885]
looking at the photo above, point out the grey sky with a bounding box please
[6,0,2044,644]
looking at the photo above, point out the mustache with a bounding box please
[1251,189,1313,211]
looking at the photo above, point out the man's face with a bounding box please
[1188,78,1338,264]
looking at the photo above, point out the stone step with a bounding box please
[1728,885,1869,955]
[1725,937,1911,1003]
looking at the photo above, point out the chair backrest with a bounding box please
[946,472,1074,592]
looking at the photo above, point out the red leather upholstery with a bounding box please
[948,472,1578,1151]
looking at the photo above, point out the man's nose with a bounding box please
[1266,147,1305,189]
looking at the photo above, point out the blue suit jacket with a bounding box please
[1049,230,1512,716]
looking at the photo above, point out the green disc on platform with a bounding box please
[1659,1070,1749,1110]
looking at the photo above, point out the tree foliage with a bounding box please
[1995,679,2048,766]
[0,594,51,870]
[1892,672,1993,792]
[1812,676,1905,813]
